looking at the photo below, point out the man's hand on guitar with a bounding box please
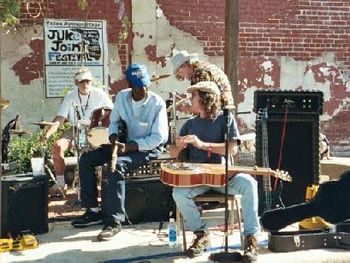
[183,134,204,149]
[175,135,188,149]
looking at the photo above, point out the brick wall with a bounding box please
[158,0,350,156]
[159,0,350,70]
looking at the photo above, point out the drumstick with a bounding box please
[110,143,118,173]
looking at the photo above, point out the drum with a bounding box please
[87,107,112,148]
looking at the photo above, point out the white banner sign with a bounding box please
[44,19,108,97]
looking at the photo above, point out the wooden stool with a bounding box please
[176,193,244,252]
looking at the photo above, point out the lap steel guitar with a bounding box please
[161,162,292,187]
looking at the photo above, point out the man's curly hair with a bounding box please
[197,91,221,120]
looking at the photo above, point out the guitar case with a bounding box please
[268,224,350,252]
[262,170,350,252]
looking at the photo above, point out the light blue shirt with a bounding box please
[109,89,169,151]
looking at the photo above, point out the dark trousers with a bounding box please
[79,144,160,222]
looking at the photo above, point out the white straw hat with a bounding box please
[187,81,220,96]
[171,50,199,73]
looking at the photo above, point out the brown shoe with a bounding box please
[186,231,211,258]
[242,234,258,263]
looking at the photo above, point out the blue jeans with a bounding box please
[172,173,260,237]
[79,144,161,222]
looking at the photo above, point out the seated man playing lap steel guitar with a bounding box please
[71,64,168,241]
[169,81,260,260]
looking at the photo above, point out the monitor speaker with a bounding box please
[1,174,48,237]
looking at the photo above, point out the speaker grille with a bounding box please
[1,175,48,237]
[254,90,322,213]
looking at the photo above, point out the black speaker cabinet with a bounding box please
[254,90,323,212]
[1,174,49,237]
[101,177,175,224]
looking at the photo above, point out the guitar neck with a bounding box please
[228,166,273,177]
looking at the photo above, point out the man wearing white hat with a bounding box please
[40,67,113,195]
[171,50,235,111]
[170,81,259,260]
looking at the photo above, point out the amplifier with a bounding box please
[1,174,48,237]
[101,176,175,224]
[254,90,323,115]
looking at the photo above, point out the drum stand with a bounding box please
[37,127,66,198]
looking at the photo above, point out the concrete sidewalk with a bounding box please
[2,217,350,263]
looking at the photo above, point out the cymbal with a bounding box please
[151,73,171,82]
[0,97,10,109]
[30,121,59,127]
[10,129,32,136]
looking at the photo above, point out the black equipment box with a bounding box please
[1,174,49,237]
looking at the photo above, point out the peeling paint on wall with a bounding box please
[144,45,166,67]
[305,61,350,118]
[11,39,44,85]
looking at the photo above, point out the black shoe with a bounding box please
[96,220,122,241]
[71,209,103,228]
[186,231,211,258]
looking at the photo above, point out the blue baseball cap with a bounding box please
[125,63,151,88]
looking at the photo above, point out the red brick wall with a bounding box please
[158,0,350,156]
[158,0,226,56]
[159,0,350,67]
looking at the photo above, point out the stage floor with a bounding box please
[2,193,350,263]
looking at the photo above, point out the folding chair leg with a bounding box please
[180,214,187,252]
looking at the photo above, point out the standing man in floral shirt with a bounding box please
[171,50,235,111]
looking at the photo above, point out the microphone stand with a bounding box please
[72,103,82,204]
[210,108,242,262]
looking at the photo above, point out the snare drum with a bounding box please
[87,107,112,148]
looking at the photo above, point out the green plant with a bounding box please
[0,0,90,30]
[119,15,131,43]
[8,123,73,173]
[1,0,20,29]
[78,0,88,10]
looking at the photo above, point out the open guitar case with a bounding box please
[261,170,350,252]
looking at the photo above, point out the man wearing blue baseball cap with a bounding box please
[72,64,169,241]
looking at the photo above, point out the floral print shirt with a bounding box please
[190,61,234,109]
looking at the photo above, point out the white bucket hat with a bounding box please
[171,50,199,73]
[74,67,93,82]
[187,81,220,96]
